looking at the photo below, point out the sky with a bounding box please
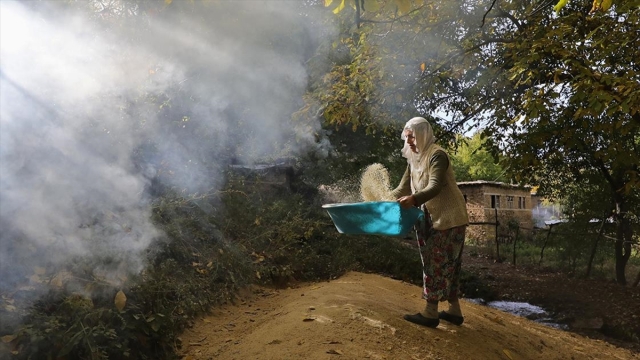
[0,0,331,294]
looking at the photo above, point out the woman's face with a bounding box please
[404,129,418,153]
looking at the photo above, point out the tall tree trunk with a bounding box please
[614,199,632,286]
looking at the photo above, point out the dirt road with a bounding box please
[179,272,638,360]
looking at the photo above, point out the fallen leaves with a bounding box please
[1,335,17,344]
[503,349,514,359]
[114,290,127,311]
[486,314,505,326]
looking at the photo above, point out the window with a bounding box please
[491,195,501,208]
[518,197,526,209]
[506,196,514,209]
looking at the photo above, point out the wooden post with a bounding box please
[586,216,607,278]
[539,224,553,266]
[495,208,501,262]
[513,225,520,266]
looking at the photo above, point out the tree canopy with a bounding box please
[300,0,639,284]
[450,133,508,182]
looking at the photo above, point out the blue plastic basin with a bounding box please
[322,201,424,237]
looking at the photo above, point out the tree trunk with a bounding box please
[614,199,632,286]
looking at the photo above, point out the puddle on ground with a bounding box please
[467,299,569,330]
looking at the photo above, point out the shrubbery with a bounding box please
[2,172,459,360]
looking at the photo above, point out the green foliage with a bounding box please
[215,180,342,283]
[556,171,616,222]
[325,0,420,16]
[450,133,507,182]
[216,172,424,285]
[294,19,460,187]
[514,240,545,266]
[554,0,639,13]
[496,8,640,198]
[324,0,637,16]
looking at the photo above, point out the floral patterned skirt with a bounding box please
[415,210,466,302]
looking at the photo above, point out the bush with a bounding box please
[3,190,254,360]
[3,174,443,359]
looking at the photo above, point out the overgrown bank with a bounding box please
[1,175,466,360]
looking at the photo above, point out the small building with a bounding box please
[457,181,533,241]
[228,158,297,192]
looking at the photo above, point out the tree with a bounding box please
[485,6,640,285]
[306,0,639,284]
[450,133,508,182]
[553,170,615,276]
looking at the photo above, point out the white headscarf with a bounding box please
[401,117,436,174]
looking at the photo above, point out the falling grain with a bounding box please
[360,163,393,201]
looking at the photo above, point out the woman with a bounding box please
[391,117,469,328]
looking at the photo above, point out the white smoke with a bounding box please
[0,1,331,292]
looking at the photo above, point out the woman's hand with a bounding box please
[397,195,416,209]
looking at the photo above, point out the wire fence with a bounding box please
[467,209,639,272]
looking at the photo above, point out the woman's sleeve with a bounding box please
[390,165,412,199]
[413,150,449,206]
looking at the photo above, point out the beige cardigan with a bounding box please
[391,145,468,230]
